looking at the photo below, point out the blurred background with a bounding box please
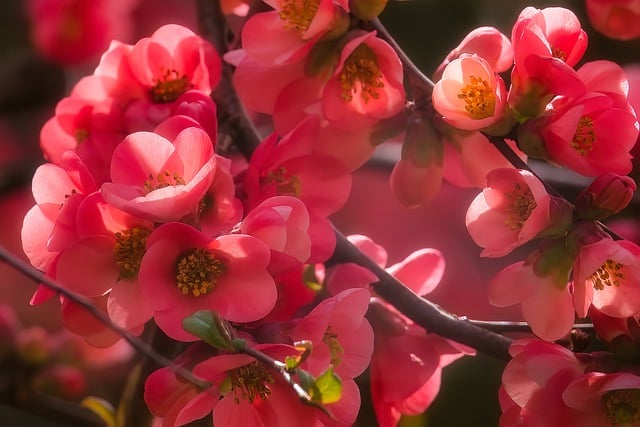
[1,0,639,426]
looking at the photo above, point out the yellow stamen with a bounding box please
[503,183,537,231]
[339,44,385,103]
[591,259,625,291]
[572,116,596,156]
[113,226,151,278]
[278,0,320,33]
[175,249,225,297]
[602,388,640,425]
[457,75,496,120]
[323,328,345,366]
[143,170,186,194]
[226,362,274,404]
[260,166,301,197]
[150,69,192,103]
[551,46,567,62]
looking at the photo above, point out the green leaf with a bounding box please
[311,367,342,404]
[182,311,234,350]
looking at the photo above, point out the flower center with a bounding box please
[591,259,625,291]
[75,129,89,143]
[551,46,567,62]
[113,226,152,278]
[175,249,225,297]
[143,170,186,194]
[260,166,301,197]
[457,75,496,120]
[572,116,596,156]
[602,388,640,425]
[226,361,274,403]
[322,328,344,366]
[150,69,192,103]
[339,44,385,103]
[278,0,320,34]
[503,182,537,231]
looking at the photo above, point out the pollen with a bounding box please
[457,75,496,120]
[150,69,192,103]
[602,388,640,425]
[572,115,596,156]
[226,361,274,404]
[143,170,186,194]
[175,248,225,297]
[551,46,567,62]
[114,226,151,278]
[503,182,537,231]
[323,328,344,366]
[339,44,385,103]
[591,259,625,291]
[278,0,320,33]
[75,128,89,143]
[260,166,301,197]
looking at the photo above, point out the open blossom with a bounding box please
[101,127,216,223]
[586,0,640,40]
[466,168,553,257]
[572,238,640,319]
[322,31,405,131]
[432,54,507,131]
[138,222,277,341]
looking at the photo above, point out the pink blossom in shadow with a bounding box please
[433,54,507,131]
[586,0,640,40]
[101,127,215,223]
[466,168,552,257]
[138,222,276,341]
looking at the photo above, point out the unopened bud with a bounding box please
[575,173,636,220]
[349,0,388,21]
[32,365,87,400]
[16,326,52,367]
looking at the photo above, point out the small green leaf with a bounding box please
[311,367,342,404]
[182,311,234,350]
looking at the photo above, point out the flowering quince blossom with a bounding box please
[432,54,508,131]
[466,168,556,257]
[500,339,640,427]
[146,344,319,427]
[489,240,575,341]
[101,127,216,223]
[241,0,348,64]
[572,237,640,320]
[138,222,277,341]
[586,0,640,40]
[321,31,405,131]
[539,60,639,177]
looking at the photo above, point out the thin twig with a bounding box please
[467,319,594,333]
[0,245,210,390]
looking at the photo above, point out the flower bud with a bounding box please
[575,173,636,220]
[32,365,87,400]
[16,326,52,367]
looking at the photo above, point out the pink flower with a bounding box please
[101,127,216,223]
[241,0,347,64]
[432,54,507,131]
[489,241,575,341]
[197,155,243,237]
[26,0,138,65]
[322,31,405,131]
[61,295,123,347]
[562,372,640,426]
[466,168,553,257]
[586,0,640,40]
[573,238,640,319]
[138,222,276,341]
[433,26,513,81]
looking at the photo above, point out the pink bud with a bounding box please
[32,365,87,400]
[16,326,52,367]
[575,173,636,219]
